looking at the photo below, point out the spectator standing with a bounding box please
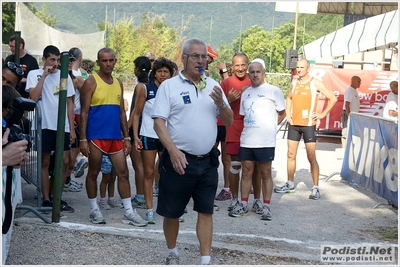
[228,59,285,220]
[383,80,398,123]
[152,38,233,265]
[2,84,30,265]
[275,58,337,200]
[128,56,151,210]
[26,46,76,211]
[341,76,361,148]
[132,57,174,224]
[79,48,147,226]
[6,35,39,98]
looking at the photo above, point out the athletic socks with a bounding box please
[89,198,99,212]
[200,255,211,265]
[122,198,134,215]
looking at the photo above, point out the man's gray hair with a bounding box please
[69,47,82,59]
[182,38,207,54]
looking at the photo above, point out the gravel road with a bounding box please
[5,136,398,265]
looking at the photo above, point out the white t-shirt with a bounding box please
[383,91,398,122]
[343,86,360,113]
[239,82,285,148]
[151,71,229,155]
[25,68,75,132]
[72,69,82,115]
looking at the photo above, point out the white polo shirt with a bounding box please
[151,70,229,155]
[383,91,398,122]
[343,86,360,113]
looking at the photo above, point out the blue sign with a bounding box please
[341,113,398,207]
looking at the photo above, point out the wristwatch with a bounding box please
[217,101,227,109]
[219,68,228,75]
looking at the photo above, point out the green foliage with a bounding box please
[265,74,292,98]
[2,2,56,43]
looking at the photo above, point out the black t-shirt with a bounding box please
[5,53,39,98]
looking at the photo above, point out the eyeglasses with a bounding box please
[150,59,155,62]
[6,61,24,76]
[183,53,208,61]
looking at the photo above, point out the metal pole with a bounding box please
[269,16,274,73]
[14,31,21,65]
[52,54,69,223]
[293,2,299,50]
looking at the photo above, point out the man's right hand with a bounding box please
[2,128,29,168]
[79,140,90,157]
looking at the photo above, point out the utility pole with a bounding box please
[293,2,299,50]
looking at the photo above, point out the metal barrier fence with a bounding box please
[17,101,51,223]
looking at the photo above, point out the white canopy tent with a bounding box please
[300,9,398,59]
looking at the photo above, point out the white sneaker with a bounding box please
[99,199,111,210]
[122,210,147,227]
[89,209,106,224]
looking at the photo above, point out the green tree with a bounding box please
[2,2,56,44]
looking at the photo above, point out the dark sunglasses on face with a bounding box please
[6,61,24,76]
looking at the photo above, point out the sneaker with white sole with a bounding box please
[89,209,106,224]
[228,203,249,217]
[227,197,240,211]
[74,158,88,178]
[63,181,82,192]
[131,195,147,209]
[145,209,156,224]
[166,252,180,265]
[252,199,264,214]
[261,205,272,220]
[215,188,232,201]
[274,181,295,193]
[122,210,147,227]
[99,199,111,210]
[309,187,321,200]
[108,198,122,208]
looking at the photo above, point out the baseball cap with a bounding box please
[251,58,265,69]
[207,45,219,59]
[60,51,76,60]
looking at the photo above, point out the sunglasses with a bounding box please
[6,61,24,76]
[155,58,171,63]
[150,59,155,62]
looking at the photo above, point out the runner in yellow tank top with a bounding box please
[275,58,337,200]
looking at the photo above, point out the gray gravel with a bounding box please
[5,136,398,265]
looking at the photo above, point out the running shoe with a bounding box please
[153,186,159,197]
[214,204,220,211]
[215,188,232,201]
[63,181,82,192]
[166,252,180,265]
[145,209,156,224]
[99,199,111,210]
[108,198,122,208]
[89,209,106,224]
[60,199,75,213]
[228,203,249,217]
[131,195,147,209]
[309,187,321,200]
[122,210,147,227]
[274,181,296,193]
[227,197,239,211]
[74,158,88,178]
[252,199,264,214]
[261,205,272,220]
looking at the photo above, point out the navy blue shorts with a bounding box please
[215,125,226,143]
[156,150,218,218]
[141,136,164,151]
[42,129,71,153]
[238,147,275,162]
[287,125,317,143]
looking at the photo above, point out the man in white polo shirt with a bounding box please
[341,76,361,148]
[152,38,233,265]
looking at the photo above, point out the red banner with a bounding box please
[292,68,398,130]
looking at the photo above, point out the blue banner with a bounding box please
[341,113,398,207]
